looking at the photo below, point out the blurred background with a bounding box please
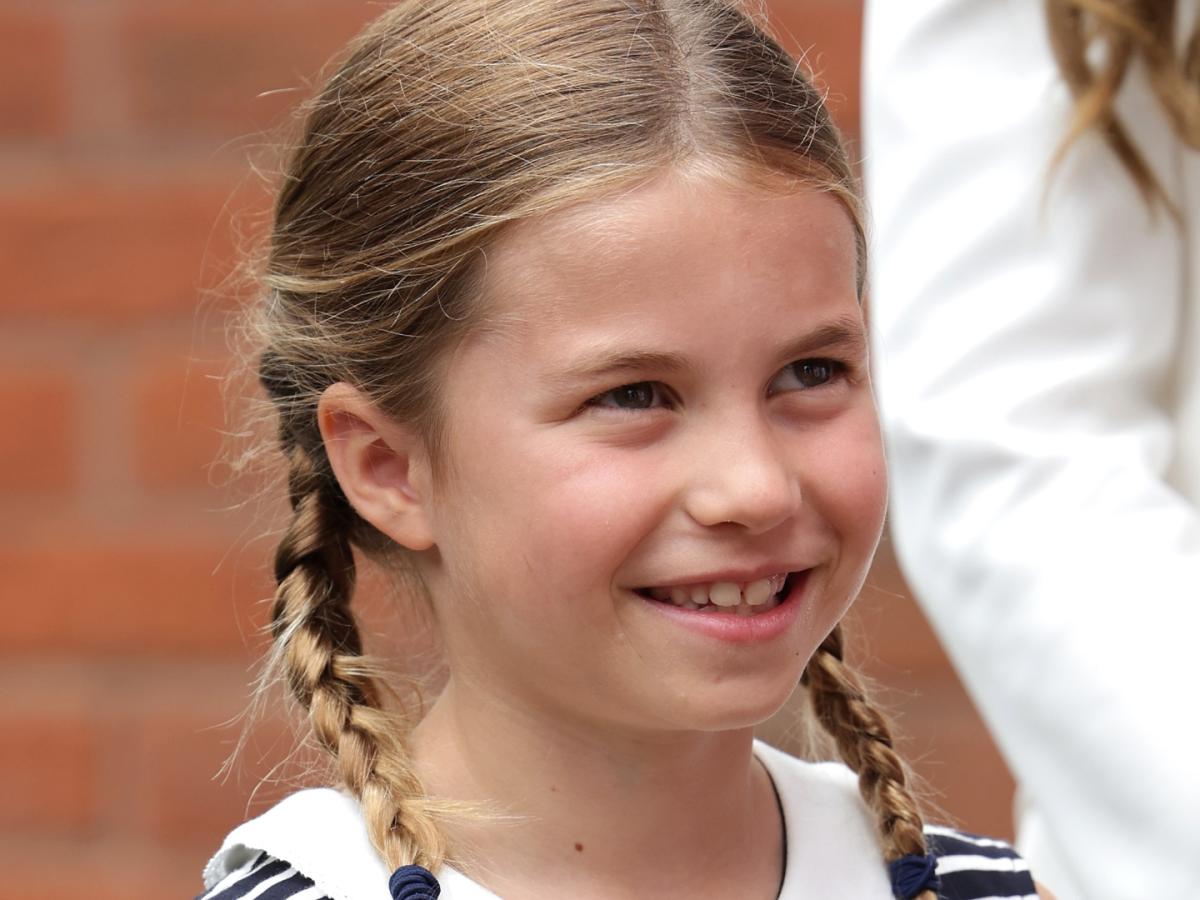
[0,2,1015,897]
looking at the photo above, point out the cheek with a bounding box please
[527,448,671,573]
[445,436,667,594]
[814,412,888,550]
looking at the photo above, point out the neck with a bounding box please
[411,679,785,900]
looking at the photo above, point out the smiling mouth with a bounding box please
[633,572,801,616]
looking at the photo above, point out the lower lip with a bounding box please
[636,572,809,644]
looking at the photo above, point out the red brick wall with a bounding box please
[0,3,1015,896]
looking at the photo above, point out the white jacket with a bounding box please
[863,2,1200,898]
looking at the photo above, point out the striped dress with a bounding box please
[199,828,1036,900]
[197,743,1038,900]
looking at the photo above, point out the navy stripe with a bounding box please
[939,868,1037,898]
[195,853,268,900]
[923,827,1037,899]
[201,858,292,900]
[256,870,319,900]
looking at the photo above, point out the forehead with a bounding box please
[473,170,859,341]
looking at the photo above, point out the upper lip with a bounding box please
[632,564,811,589]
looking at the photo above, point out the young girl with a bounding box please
[199,2,1050,898]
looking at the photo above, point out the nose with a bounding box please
[682,415,802,534]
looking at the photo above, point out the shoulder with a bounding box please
[198,849,328,900]
[199,787,392,900]
[753,742,1038,900]
[754,738,875,824]
[926,830,1041,897]
[924,825,1038,900]
[753,738,860,796]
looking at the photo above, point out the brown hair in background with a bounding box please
[1045,0,1200,213]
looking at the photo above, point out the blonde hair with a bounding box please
[1045,0,1200,213]
[252,0,931,892]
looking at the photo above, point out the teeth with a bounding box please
[640,573,791,615]
[709,582,741,607]
[743,579,773,606]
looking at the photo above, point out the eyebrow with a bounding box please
[549,314,868,385]
[547,348,690,388]
[774,315,868,362]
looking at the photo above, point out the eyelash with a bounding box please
[583,358,850,412]
[768,358,850,396]
[586,381,676,412]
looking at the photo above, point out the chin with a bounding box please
[655,670,805,735]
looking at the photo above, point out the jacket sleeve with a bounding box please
[863,2,1200,898]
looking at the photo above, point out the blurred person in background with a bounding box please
[863,2,1200,898]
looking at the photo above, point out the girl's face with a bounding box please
[419,170,886,737]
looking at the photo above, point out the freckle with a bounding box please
[550,785,558,792]
[574,843,584,852]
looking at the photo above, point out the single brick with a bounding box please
[0,715,97,831]
[0,9,69,140]
[131,351,233,491]
[0,366,76,494]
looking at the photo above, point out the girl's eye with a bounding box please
[792,360,839,386]
[587,381,670,411]
[770,358,847,394]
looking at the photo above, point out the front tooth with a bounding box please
[743,578,773,606]
[709,582,741,607]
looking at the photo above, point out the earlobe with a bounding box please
[317,382,436,552]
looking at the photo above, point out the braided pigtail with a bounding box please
[804,626,937,900]
[267,415,445,872]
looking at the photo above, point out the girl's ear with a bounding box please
[317,382,436,551]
